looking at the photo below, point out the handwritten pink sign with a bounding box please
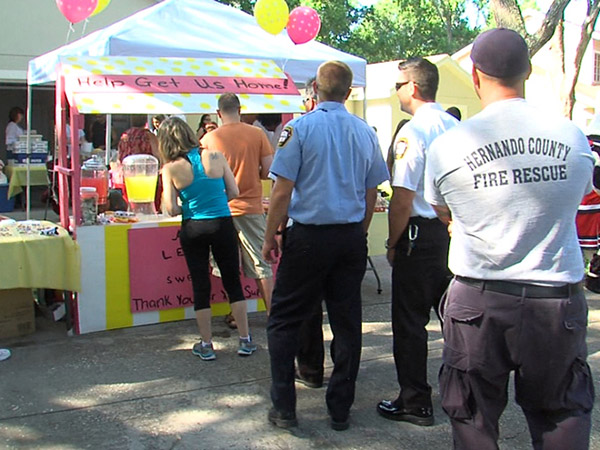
[65,74,299,95]
[127,226,276,313]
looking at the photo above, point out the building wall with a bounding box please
[0,1,156,161]
[528,24,600,129]
[1,0,156,81]
[348,56,482,155]
[454,14,600,132]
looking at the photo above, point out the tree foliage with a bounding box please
[216,0,482,62]
[342,0,480,61]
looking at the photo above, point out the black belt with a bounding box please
[408,216,440,225]
[294,222,361,229]
[455,276,583,298]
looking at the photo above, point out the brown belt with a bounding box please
[455,276,583,298]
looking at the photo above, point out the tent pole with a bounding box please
[362,86,367,121]
[105,114,112,167]
[70,108,81,238]
[56,74,69,230]
[25,83,33,220]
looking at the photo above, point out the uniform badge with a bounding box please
[394,138,409,160]
[278,126,293,148]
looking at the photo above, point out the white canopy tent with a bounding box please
[28,0,367,87]
[50,55,303,229]
[24,0,367,219]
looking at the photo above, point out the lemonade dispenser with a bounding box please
[122,154,159,215]
[81,155,109,206]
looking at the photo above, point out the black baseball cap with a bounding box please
[470,28,530,78]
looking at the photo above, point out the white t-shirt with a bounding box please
[252,120,281,152]
[65,124,86,157]
[425,98,594,283]
[5,121,24,145]
[391,102,458,218]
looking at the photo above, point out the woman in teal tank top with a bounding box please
[159,117,257,361]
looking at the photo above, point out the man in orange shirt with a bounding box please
[201,93,275,313]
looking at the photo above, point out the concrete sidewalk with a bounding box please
[0,256,599,449]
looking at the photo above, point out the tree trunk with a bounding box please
[489,0,600,120]
[563,0,600,118]
[490,0,527,34]
[529,0,572,55]
[431,0,454,50]
[490,0,571,56]
[551,19,570,116]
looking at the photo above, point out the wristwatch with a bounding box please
[385,239,396,250]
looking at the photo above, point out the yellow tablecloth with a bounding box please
[262,180,273,197]
[0,220,80,291]
[368,211,388,256]
[4,165,49,199]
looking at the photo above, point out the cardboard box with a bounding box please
[0,289,35,339]
[37,302,66,322]
[10,142,48,154]
[6,152,49,164]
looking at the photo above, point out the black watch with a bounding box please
[385,239,395,249]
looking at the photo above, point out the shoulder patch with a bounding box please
[278,126,293,148]
[394,138,409,160]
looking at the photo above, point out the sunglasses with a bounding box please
[395,81,411,91]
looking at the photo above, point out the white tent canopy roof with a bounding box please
[29,0,366,87]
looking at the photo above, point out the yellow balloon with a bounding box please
[90,0,110,17]
[254,0,289,35]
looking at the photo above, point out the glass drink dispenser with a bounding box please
[122,154,159,215]
[81,155,109,206]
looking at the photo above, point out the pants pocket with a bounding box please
[442,285,486,370]
[439,362,474,420]
[563,294,588,331]
[561,357,595,412]
[439,284,487,420]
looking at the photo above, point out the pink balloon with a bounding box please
[287,6,321,45]
[56,0,98,24]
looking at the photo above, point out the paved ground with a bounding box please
[1,202,599,448]
[0,253,599,450]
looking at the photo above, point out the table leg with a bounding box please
[367,256,382,294]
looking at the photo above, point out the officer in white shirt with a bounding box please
[377,57,457,426]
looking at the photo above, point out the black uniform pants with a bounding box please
[441,278,594,450]
[391,217,451,408]
[281,227,325,383]
[296,301,324,382]
[267,222,367,419]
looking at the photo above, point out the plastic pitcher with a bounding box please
[122,154,159,215]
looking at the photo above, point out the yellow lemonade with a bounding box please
[125,175,157,203]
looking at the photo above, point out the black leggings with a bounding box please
[180,216,245,310]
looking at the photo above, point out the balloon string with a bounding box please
[81,18,89,37]
[65,23,75,44]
